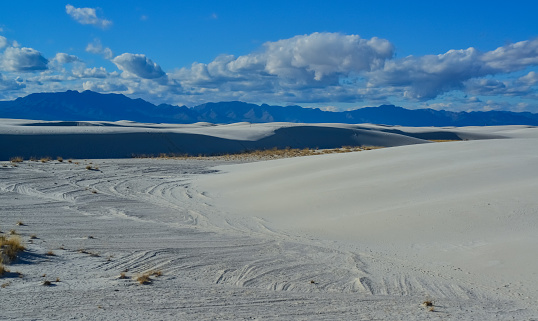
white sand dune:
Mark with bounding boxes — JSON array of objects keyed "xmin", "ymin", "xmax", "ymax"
[
  {"xmin": 0, "ymin": 118, "xmax": 506, "ymax": 160},
  {"xmin": 1, "ymin": 120, "xmax": 537, "ymax": 320}
]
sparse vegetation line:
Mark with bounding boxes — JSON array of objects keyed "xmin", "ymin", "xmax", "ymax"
[{"xmin": 132, "ymin": 146, "xmax": 383, "ymax": 161}]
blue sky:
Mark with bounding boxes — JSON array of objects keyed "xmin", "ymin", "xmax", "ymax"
[{"xmin": 1, "ymin": 1, "xmax": 537, "ymax": 112}]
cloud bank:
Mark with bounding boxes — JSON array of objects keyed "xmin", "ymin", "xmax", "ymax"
[{"xmin": 1, "ymin": 32, "xmax": 538, "ymax": 112}]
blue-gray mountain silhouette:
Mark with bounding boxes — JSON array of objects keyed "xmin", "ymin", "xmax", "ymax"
[{"xmin": 1, "ymin": 90, "xmax": 537, "ymax": 126}]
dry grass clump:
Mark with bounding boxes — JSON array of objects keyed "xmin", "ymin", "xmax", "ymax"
[
  {"xmin": 118, "ymin": 272, "xmax": 128, "ymax": 279},
  {"xmin": 40, "ymin": 157, "xmax": 51, "ymax": 163},
  {"xmin": 136, "ymin": 273, "xmax": 152, "ymax": 285},
  {"xmin": 42, "ymin": 280, "xmax": 52, "ymax": 286},
  {"xmin": 135, "ymin": 270, "xmax": 163, "ymax": 284},
  {"xmin": 0, "ymin": 234, "xmax": 26, "ymax": 264},
  {"xmin": 422, "ymin": 300, "xmax": 435, "ymax": 311},
  {"xmin": 10, "ymin": 156, "xmax": 23, "ymax": 163},
  {"xmin": 46, "ymin": 250, "xmax": 55, "ymax": 256},
  {"xmin": 16, "ymin": 221, "xmax": 24, "ymax": 226},
  {"xmin": 57, "ymin": 156, "xmax": 63, "ymax": 162}
]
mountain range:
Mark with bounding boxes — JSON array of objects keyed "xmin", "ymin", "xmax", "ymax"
[{"xmin": 1, "ymin": 90, "xmax": 537, "ymax": 126}]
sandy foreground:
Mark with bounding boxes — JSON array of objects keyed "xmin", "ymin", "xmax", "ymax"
[{"xmin": 1, "ymin": 120, "xmax": 538, "ymax": 320}]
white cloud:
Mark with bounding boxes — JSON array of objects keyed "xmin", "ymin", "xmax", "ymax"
[
  {"xmin": 52, "ymin": 53, "xmax": 80, "ymax": 64},
  {"xmin": 518, "ymin": 71, "xmax": 538, "ymax": 86},
  {"xmin": 1, "ymin": 47, "xmax": 48, "ymax": 72},
  {"xmin": 83, "ymin": 80, "xmax": 127, "ymax": 92},
  {"xmin": 367, "ymin": 38, "xmax": 538, "ymax": 100},
  {"xmin": 112, "ymin": 53, "xmax": 165, "ymax": 79},
  {"xmin": 0, "ymin": 36, "xmax": 7, "ymax": 50},
  {"xmin": 170, "ymin": 32, "xmax": 394, "ymax": 102},
  {"xmin": 73, "ymin": 67, "xmax": 110, "ymax": 78},
  {"xmin": 85, "ymin": 39, "xmax": 114, "ymax": 59},
  {"xmin": 262, "ymin": 33, "xmax": 393, "ymax": 82},
  {"xmin": 0, "ymin": 73, "xmax": 25, "ymax": 91},
  {"xmin": 65, "ymin": 4, "xmax": 112, "ymax": 29}
]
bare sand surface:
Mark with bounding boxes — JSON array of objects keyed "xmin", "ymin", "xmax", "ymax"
[{"xmin": 1, "ymin": 121, "xmax": 537, "ymax": 320}]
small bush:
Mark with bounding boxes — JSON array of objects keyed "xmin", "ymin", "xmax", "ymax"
[
  {"xmin": 0, "ymin": 235, "xmax": 26, "ymax": 263},
  {"xmin": 136, "ymin": 273, "xmax": 152, "ymax": 285},
  {"xmin": 57, "ymin": 156, "xmax": 63, "ymax": 162},
  {"xmin": 46, "ymin": 250, "xmax": 55, "ymax": 256},
  {"xmin": 118, "ymin": 272, "xmax": 128, "ymax": 279},
  {"xmin": 86, "ymin": 165, "xmax": 93, "ymax": 170},
  {"xmin": 423, "ymin": 300, "xmax": 433, "ymax": 307},
  {"xmin": 16, "ymin": 221, "xmax": 24, "ymax": 226},
  {"xmin": 40, "ymin": 157, "xmax": 51, "ymax": 163},
  {"xmin": 42, "ymin": 280, "xmax": 52, "ymax": 286},
  {"xmin": 10, "ymin": 156, "xmax": 23, "ymax": 163}
]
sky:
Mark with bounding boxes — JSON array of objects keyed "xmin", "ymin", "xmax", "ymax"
[{"xmin": 1, "ymin": 1, "xmax": 537, "ymax": 112}]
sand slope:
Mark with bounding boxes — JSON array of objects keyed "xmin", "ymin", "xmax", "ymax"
[
  {"xmin": 196, "ymin": 125, "xmax": 538, "ymax": 307},
  {"xmin": 1, "ymin": 121, "xmax": 537, "ymax": 320}
]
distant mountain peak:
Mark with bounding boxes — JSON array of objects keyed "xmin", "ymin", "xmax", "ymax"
[{"xmin": 1, "ymin": 91, "xmax": 537, "ymax": 126}]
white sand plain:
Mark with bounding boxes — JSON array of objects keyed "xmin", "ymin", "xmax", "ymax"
[{"xmin": 1, "ymin": 119, "xmax": 537, "ymax": 320}]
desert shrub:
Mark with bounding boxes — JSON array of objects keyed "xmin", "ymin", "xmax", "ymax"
[
  {"xmin": 57, "ymin": 156, "xmax": 63, "ymax": 162},
  {"xmin": 136, "ymin": 273, "xmax": 152, "ymax": 285},
  {"xmin": 0, "ymin": 234, "xmax": 26, "ymax": 263}
]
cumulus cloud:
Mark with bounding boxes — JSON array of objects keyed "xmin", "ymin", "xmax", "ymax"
[
  {"xmin": 175, "ymin": 32, "xmax": 393, "ymax": 90},
  {"xmin": 83, "ymin": 80, "xmax": 127, "ymax": 92},
  {"xmin": 112, "ymin": 53, "xmax": 165, "ymax": 79},
  {"xmin": 0, "ymin": 73, "xmax": 25, "ymax": 91},
  {"xmin": 518, "ymin": 71, "xmax": 538, "ymax": 86},
  {"xmin": 0, "ymin": 36, "xmax": 7, "ymax": 50},
  {"xmin": 263, "ymin": 33, "xmax": 393, "ymax": 82},
  {"xmin": 72, "ymin": 67, "xmax": 110, "ymax": 78},
  {"xmin": 85, "ymin": 39, "xmax": 114, "ymax": 59},
  {"xmin": 1, "ymin": 47, "xmax": 48, "ymax": 72},
  {"xmin": 65, "ymin": 4, "xmax": 112, "ymax": 29},
  {"xmin": 367, "ymin": 38, "xmax": 538, "ymax": 100},
  {"xmin": 52, "ymin": 53, "xmax": 80, "ymax": 64}
]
